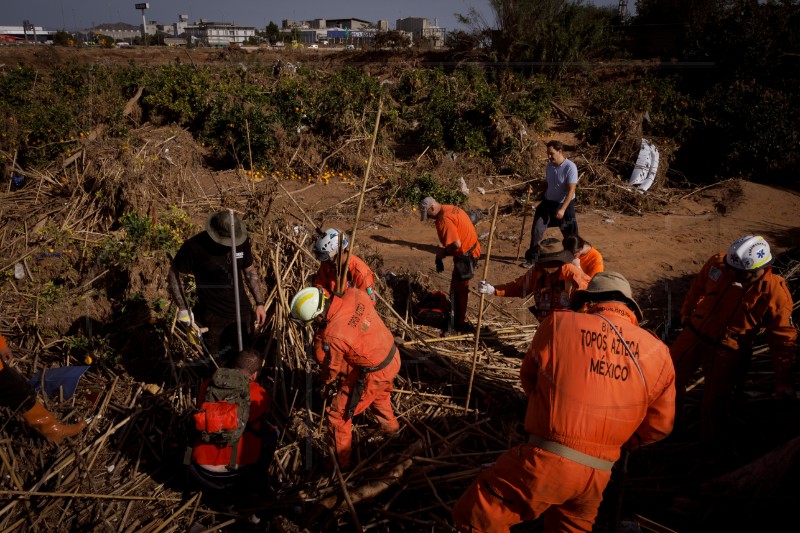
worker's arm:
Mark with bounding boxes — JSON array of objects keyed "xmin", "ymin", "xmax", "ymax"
[
  {"xmin": 764, "ymin": 281, "xmax": 798, "ymax": 393},
  {"xmin": 495, "ymin": 269, "xmax": 538, "ymax": 298},
  {"xmin": 680, "ymin": 256, "xmax": 715, "ymax": 324},
  {"xmin": 626, "ymin": 350, "xmax": 676, "ymax": 448},
  {"xmin": 437, "ymin": 240, "xmax": 462, "ymax": 260},
  {"xmin": 167, "ymin": 264, "xmax": 188, "ymax": 311},
  {"xmin": 243, "ymin": 265, "xmax": 267, "ymax": 327},
  {"xmin": 520, "ymin": 326, "xmax": 549, "ymax": 396},
  {"xmin": 556, "ymin": 183, "xmax": 577, "ymax": 219}
]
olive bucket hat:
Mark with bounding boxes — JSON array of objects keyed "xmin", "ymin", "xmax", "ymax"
[
  {"xmin": 534, "ymin": 237, "xmax": 575, "ymax": 265},
  {"xmin": 569, "ymin": 271, "xmax": 643, "ymax": 320},
  {"xmin": 206, "ymin": 211, "xmax": 247, "ymax": 247}
]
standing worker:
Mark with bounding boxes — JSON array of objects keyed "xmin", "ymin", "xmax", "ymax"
[
  {"xmin": 453, "ymin": 272, "xmax": 676, "ymax": 532},
  {"xmin": 0, "ymin": 334, "xmax": 86, "ymax": 443},
  {"xmin": 290, "ymin": 287, "xmax": 400, "ymax": 471},
  {"xmin": 478, "ymin": 238, "xmax": 590, "ymax": 322},
  {"xmin": 419, "ymin": 196, "xmax": 481, "ymax": 332},
  {"xmin": 313, "ymin": 228, "xmax": 376, "ymax": 305},
  {"xmin": 523, "ymin": 140, "xmax": 579, "ymax": 267},
  {"xmin": 168, "ymin": 211, "xmax": 267, "ymax": 363},
  {"xmin": 563, "ymin": 234, "xmax": 604, "ymax": 278},
  {"xmin": 670, "ymin": 235, "xmax": 796, "ymax": 446}
]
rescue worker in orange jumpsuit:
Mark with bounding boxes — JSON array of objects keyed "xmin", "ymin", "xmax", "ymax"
[
  {"xmin": 452, "ymin": 272, "xmax": 675, "ymax": 532},
  {"xmin": 419, "ymin": 196, "xmax": 481, "ymax": 331},
  {"xmin": 670, "ymin": 235, "xmax": 796, "ymax": 445},
  {"xmin": 563, "ymin": 234, "xmax": 604, "ymax": 279},
  {"xmin": 290, "ymin": 286, "xmax": 401, "ymax": 470},
  {"xmin": 312, "ymin": 228, "xmax": 376, "ymax": 306},
  {"xmin": 0, "ymin": 334, "xmax": 86, "ymax": 443},
  {"xmin": 187, "ymin": 349, "xmax": 277, "ymax": 500},
  {"xmin": 478, "ymin": 238, "xmax": 590, "ymax": 322}
]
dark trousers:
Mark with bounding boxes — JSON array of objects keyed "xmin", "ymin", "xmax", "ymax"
[
  {"xmin": 195, "ymin": 307, "xmax": 253, "ymax": 365},
  {"xmin": 525, "ymin": 199, "xmax": 578, "ymax": 262},
  {"xmin": 0, "ymin": 365, "xmax": 37, "ymax": 413}
]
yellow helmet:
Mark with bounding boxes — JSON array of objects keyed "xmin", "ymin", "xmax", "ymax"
[{"xmin": 290, "ymin": 287, "xmax": 328, "ymax": 323}]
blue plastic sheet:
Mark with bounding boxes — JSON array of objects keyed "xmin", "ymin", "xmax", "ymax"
[{"xmin": 29, "ymin": 366, "xmax": 90, "ymax": 401}]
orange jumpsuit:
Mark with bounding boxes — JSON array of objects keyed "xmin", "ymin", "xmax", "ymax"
[
  {"xmin": 670, "ymin": 253, "xmax": 796, "ymax": 442},
  {"xmin": 494, "ymin": 264, "xmax": 590, "ymax": 321},
  {"xmin": 453, "ymin": 303, "xmax": 675, "ymax": 532},
  {"xmin": 577, "ymin": 247, "xmax": 604, "ymax": 278},
  {"xmin": 314, "ymin": 253, "xmax": 376, "ymax": 305},
  {"xmin": 315, "ymin": 288, "xmax": 400, "ymax": 469},
  {"xmin": 436, "ymin": 205, "xmax": 481, "ymax": 327}
]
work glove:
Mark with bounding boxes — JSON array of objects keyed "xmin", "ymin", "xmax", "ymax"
[
  {"xmin": 477, "ymin": 280, "xmax": 495, "ymax": 296},
  {"xmin": 435, "ymin": 257, "xmax": 445, "ymax": 273}
]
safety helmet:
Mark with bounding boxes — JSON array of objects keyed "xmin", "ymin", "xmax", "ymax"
[
  {"xmin": 290, "ymin": 287, "xmax": 328, "ymax": 323},
  {"xmin": 314, "ymin": 228, "xmax": 349, "ymax": 262},
  {"xmin": 725, "ymin": 235, "xmax": 773, "ymax": 271}
]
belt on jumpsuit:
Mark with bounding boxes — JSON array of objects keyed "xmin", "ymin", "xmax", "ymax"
[
  {"xmin": 344, "ymin": 344, "xmax": 398, "ymax": 420},
  {"xmin": 527, "ymin": 434, "xmax": 615, "ymax": 471}
]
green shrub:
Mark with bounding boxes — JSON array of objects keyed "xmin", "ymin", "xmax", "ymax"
[{"xmin": 394, "ymin": 172, "xmax": 467, "ymax": 206}]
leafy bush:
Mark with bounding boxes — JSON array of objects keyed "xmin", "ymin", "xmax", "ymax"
[
  {"xmin": 395, "ymin": 172, "xmax": 467, "ymax": 207},
  {"xmin": 97, "ymin": 208, "xmax": 194, "ymax": 267}
]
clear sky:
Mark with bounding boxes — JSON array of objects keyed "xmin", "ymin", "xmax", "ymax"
[{"xmin": 2, "ymin": 0, "xmax": 620, "ymax": 32}]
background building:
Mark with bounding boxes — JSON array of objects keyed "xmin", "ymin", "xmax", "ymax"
[
  {"xmin": 396, "ymin": 17, "xmax": 446, "ymax": 48},
  {"xmin": 184, "ymin": 20, "xmax": 256, "ymax": 46}
]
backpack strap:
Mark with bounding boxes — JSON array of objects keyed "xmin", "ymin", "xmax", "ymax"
[{"xmin": 228, "ymin": 441, "xmax": 239, "ymax": 470}]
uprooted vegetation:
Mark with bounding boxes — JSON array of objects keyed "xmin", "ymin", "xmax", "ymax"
[{"xmin": 1, "ymin": 53, "xmax": 799, "ymax": 532}]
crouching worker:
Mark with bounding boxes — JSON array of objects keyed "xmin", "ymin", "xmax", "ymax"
[
  {"xmin": 186, "ymin": 349, "xmax": 277, "ymax": 503},
  {"xmin": 453, "ymin": 272, "xmax": 675, "ymax": 532},
  {"xmin": 290, "ymin": 286, "xmax": 401, "ymax": 471},
  {"xmin": 0, "ymin": 334, "xmax": 86, "ymax": 444}
]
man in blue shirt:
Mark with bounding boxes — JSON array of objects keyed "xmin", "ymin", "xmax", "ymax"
[{"xmin": 524, "ymin": 140, "xmax": 579, "ymax": 267}]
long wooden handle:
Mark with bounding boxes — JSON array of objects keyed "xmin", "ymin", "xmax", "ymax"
[
  {"xmin": 338, "ymin": 94, "xmax": 384, "ymax": 292},
  {"xmin": 465, "ymin": 203, "xmax": 500, "ymax": 412}
]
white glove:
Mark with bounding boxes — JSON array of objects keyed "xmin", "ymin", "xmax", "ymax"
[
  {"xmin": 177, "ymin": 309, "xmax": 194, "ymax": 325},
  {"xmin": 477, "ymin": 280, "xmax": 495, "ymax": 296}
]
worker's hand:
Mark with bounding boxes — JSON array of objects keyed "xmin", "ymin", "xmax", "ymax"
[
  {"xmin": 254, "ymin": 305, "xmax": 267, "ymax": 327},
  {"xmin": 477, "ymin": 280, "xmax": 495, "ymax": 296},
  {"xmin": 177, "ymin": 309, "xmax": 194, "ymax": 326},
  {"xmin": 435, "ymin": 257, "xmax": 445, "ymax": 273},
  {"xmin": 321, "ymin": 380, "xmax": 339, "ymax": 401},
  {"xmin": 0, "ymin": 346, "xmax": 13, "ymax": 365},
  {"xmin": 555, "ymin": 208, "xmax": 566, "ymax": 220}
]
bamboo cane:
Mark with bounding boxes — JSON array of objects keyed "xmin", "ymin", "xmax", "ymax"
[
  {"xmin": 337, "ymin": 94, "xmax": 384, "ymax": 293},
  {"xmin": 516, "ymin": 185, "xmax": 533, "ymax": 261},
  {"xmin": 465, "ymin": 203, "xmax": 499, "ymax": 412}
]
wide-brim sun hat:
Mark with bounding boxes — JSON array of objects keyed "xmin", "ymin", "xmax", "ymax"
[
  {"xmin": 535, "ymin": 237, "xmax": 575, "ymax": 265},
  {"xmin": 206, "ymin": 211, "xmax": 247, "ymax": 247},
  {"xmin": 569, "ymin": 271, "xmax": 643, "ymax": 320}
]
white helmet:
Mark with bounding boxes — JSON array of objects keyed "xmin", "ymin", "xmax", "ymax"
[
  {"xmin": 290, "ymin": 287, "xmax": 329, "ymax": 323},
  {"xmin": 314, "ymin": 228, "xmax": 349, "ymax": 262},
  {"xmin": 725, "ymin": 235, "xmax": 773, "ymax": 271}
]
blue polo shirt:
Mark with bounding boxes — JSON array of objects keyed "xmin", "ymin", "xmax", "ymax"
[{"xmin": 544, "ymin": 158, "xmax": 578, "ymax": 203}]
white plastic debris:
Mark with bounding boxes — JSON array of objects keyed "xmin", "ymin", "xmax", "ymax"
[
  {"xmin": 476, "ymin": 187, "xmax": 486, "ymax": 195},
  {"xmin": 459, "ymin": 177, "xmax": 469, "ymax": 195}
]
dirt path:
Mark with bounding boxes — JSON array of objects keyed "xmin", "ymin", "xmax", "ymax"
[{"xmin": 284, "ymin": 177, "xmax": 800, "ymax": 329}]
